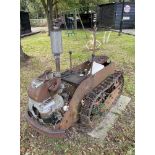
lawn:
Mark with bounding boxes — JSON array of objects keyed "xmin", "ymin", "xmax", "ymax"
[{"xmin": 21, "ymin": 30, "xmax": 135, "ymax": 155}]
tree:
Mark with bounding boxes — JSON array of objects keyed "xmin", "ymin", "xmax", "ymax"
[
  {"xmin": 21, "ymin": 0, "xmax": 45, "ymax": 18},
  {"xmin": 20, "ymin": 44, "xmax": 29, "ymax": 61},
  {"xmin": 28, "ymin": 0, "xmax": 45, "ymax": 19},
  {"xmin": 20, "ymin": 26, "xmax": 29, "ymax": 61},
  {"xmin": 20, "ymin": 0, "xmax": 29, "ymax": 11},
  {"xmin": 20, "ymin": 0, "xmax": 114, "ymax": 35},
  {"xmin": 41, "ymin": 0, "xmax": 59, "ymax": 35}
]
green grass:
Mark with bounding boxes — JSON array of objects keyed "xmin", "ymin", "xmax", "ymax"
[{"xmin": 21, "ymin": 30, "xmax": 135, "ymax": 155}]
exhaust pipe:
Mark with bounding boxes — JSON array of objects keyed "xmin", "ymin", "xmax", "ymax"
[{"xmin": 50, "ymin": 26, "xmax": 63, "ymax": 77}]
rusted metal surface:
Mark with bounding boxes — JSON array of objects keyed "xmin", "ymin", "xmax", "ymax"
[
  {"xmin": 28, "ymin": 71, "xmax": 61, "ymax": 102},
  {"xmin": 80, "ymin": 71, "xmax": 124, "ymax": 126},
  {"xmin": 25, "ymin": 112, "xmax": 66, "ymax": 138},
  {"xmin": 71, "ymin": 61, "xmax": 91, "ymax": 72},
  {"xmin": 59, "ymin": 62, "xmax": 116, "ymax": 129},
  {"xmin": 62, "ymin": 72, "xmax": 87, "ymax": 85},
  {"xmin": 61, "ymin": 55, "xmax": 109, "ymax": 85},
  {"xmin": 61, "ymin": 61, "xmax": 91, "ymax": 86},
  {"xmin": 104, "ymin": 84, "xmax": 122, "ymax": 109},
  {"xmin": 26, "ymin": 55, "xmax": 124, "ymax": 138}
]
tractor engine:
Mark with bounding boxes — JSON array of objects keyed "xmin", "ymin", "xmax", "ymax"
[
  {"xmin": 27, "ymin": 21, "xmax": 67, "ymax": 126},
  {"xmin": 27, "ymin": 71, "xmax": 66, "ymax": 125}
]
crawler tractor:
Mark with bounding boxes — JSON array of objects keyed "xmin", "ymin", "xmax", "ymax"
[{"xmin": 25, "ymin": 18, "xmax": 124, "ymax": 138}]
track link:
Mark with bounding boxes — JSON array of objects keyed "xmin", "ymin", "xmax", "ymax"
[{"xmin": 80, "ymin": 71, "xmax": 124, "ymax": 127}]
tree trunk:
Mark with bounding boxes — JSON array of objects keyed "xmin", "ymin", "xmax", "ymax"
[
  {"xmin": 54, "ymin": 2, "xmax": 58, "ymax": 18},
  {"xmin": 49, "ymin": 0, "xmax": 54, "ymax": 31},
  {"xmin": 20, "ymin": 44, "xmax": 29, "ymax": 61},
  {"xmin": 47, "ymin": 10, "xmax": 51, "ymax": 36},
  {"xmin": 41, "ymin": 0, "xmax": 55, "ymax": 36},
  {"xmin": 41, "ymin": 0, "xmax": 50, "ymax": 36}
]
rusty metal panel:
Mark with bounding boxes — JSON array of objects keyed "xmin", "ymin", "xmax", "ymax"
[
  {"xmin": 62, "ymin": 72, "xmax": 87, "ymax": 85},
  {"xmin": 25, "ymin": 113, "xmax": 66, "ymax": 138},
  {"xmin": 59, "ymin": 62, "xmax": 116, "ymax": 129}
]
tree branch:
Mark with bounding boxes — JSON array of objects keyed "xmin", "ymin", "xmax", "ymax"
[
  {"xmin": 52, "ymin": 0, "xmax": 58, "ymax": 6},
  {"xmin": 41, "ymin": 0, "xmax": 48, "ymax": 14}
]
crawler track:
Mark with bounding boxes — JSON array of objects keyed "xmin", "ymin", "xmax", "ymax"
[{"xmin": 80, "ymin": 71, "xmax": 124, "ymax": 127}]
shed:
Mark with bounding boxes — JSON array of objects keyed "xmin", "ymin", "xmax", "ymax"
[
  {"xmin": 65, "ymin": 12, "xmax": 95, "ymax": 29},
  {"xmin": 77, "ymin": 13, "xmax": 95, "ymax": 28},
  {"xmin": 97, "ymin": 2, "xmax": 135, "ymax": 29},
  {"xmin": 20, "ymin": 11, "xmax": 31, "ymax": 35}
]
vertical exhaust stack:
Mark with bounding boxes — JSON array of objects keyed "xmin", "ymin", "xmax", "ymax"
[{"xmin": 50, "ymin": 21, "xmax": 63, "ymax": 77}]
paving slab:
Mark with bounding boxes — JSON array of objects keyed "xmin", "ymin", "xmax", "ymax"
[{"xmin": 88, "ymin": 95, "xmax": 131, "ymax": 139}]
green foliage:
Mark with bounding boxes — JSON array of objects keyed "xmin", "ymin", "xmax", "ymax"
[
  {"xmin": 58, "ymin": 0, "xmax": 110, "ymax": 12},
  {"xmin": 20, "ymin": 0, "xmax": 45, "ymax": 18},
  {"xmin": 20, "ymin": 0, "xmax": 29, "ymax": 11},
  {"xmin": 28, "ymin": 0, "xmax": 45, "ymax": 19},
  {"xmin": 20, "ymin": 0, "xmax": 135, "ymax": 19},
  {"xmin": 20, "ymin": 0, "xmax": 111, "ymax": 19}
]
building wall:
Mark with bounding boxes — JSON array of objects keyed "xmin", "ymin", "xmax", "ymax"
[
  {"xmin": 20, "ymin": 11, "xmax": 31, "ymax": 35},
  {"xmin": 115, "ymin": 2, "xmax": 135, "ymax": 29},
  {"xmin": 97, "ymin": 2, "xmax": 135, "ymax": 29},
  {"xmin": 97, "ymin": 3, "xmax": 115, "ymax": 28}
]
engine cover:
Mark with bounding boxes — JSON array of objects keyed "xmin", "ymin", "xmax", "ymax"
[
  {"xmin": 28, "ymin": 94, "xmax": 64, "ymax": 124},
  {"xmin": 28, "ymin": 70, "xmax": 61, "ymax": 103}
]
